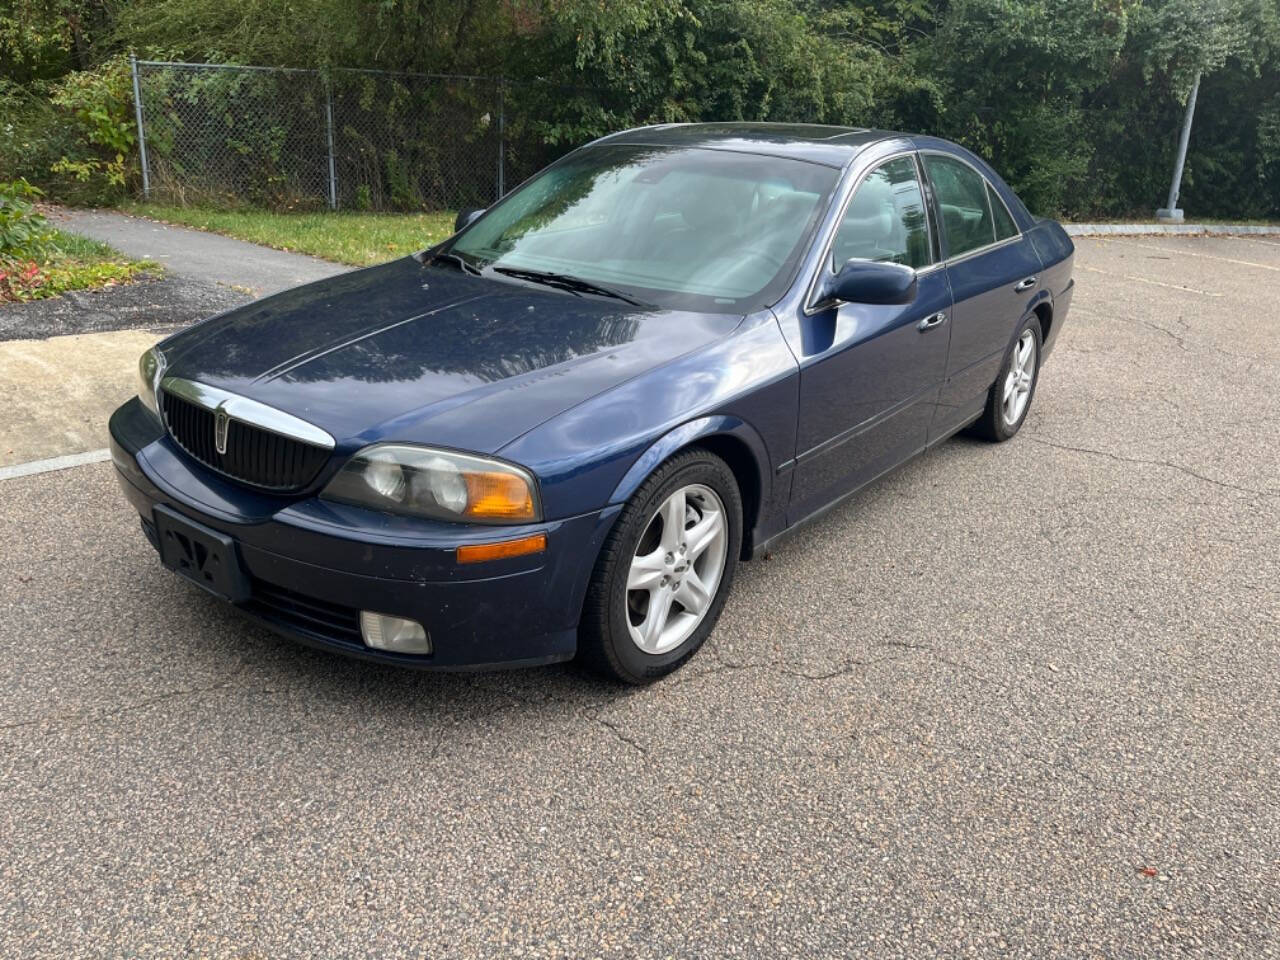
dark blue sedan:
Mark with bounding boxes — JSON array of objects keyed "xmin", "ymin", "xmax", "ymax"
[{"xmin": 110, "ymin": 123, "xmax": 1075, "ymax": 683}]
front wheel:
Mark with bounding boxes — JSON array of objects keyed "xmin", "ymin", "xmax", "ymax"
[
  {"xmin": 972, "ymin": 317, "xmax": 1042, "ymax": 442},
  {"xmin": 579, "ymin": 448, "xmax": 742, "ymax": 684}
]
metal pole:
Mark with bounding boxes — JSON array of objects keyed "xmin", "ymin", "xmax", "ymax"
[
  {"xmin": 496, "ymin": 79, "xmax": 505, "ymax": 200},
  {"xmin": 1157, "ymin": 71, "xmax": 1201, "ymax": 223},
  {"xmin": 324, "ymin": 82, "xmax": 338, "ymax": 211},
  {"xmin": 130, "ymin": 54, "xmax": 151, "ymax": 199}
]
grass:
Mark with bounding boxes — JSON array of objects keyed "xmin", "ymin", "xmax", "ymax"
[
  {"xmin": 123, "ymin": 204, "xmax": 458, "ymax": 267},
  {"xmin": 0, "ymin": 229, "xmax": 158, "ymax": 303}
]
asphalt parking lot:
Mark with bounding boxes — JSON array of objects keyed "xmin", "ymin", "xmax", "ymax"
[{"xmin": 2, "ymin": 234, "xmax": 1278, "ymax": 957}]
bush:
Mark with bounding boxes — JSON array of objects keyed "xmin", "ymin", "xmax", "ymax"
[
  {"xmin": 47, "ymin": 55, "xmax": 137, "ymax": 203},
  {"xmin": 0, "ymin": 177, "xmax": 54, "ymax": 260},
  {"xmin": 0, "ymin": 178, "xmax": 150, "ymax": 302},
  {"xmin": 0, "ymin": 176, "xmax": 56, "ymax": 301},
  {"xmin": 0, "ymin": 59, "xmax": 137, "ymax": 207},
  {"xmin": 0, "ymin": 80, "xmax": 72, "ymax": 193}
]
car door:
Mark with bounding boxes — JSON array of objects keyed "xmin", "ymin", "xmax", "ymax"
[
  {"xmin": 788, "ymin": 152, "xmax": 952, "ymax": 525},
  {"xmin": 920, "ymin": 151, "xmax": 1044, "ymax": 439}
]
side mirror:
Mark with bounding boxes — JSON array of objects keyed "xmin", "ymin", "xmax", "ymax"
[
  {"xmin": 454, "ymin": 207, "xmax": 486, "ymax": 232},
  {"xmin": 822, "ymin": 259, "xmax": 917, "ymax": 306}
]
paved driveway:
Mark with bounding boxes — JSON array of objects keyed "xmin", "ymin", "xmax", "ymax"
[
  {"xmin": 1, "ymin": 236, "xmax": 1277, "ymax": 957},
  {"xmin": 51, "ymin": 208, "xmax": 346, "ymax": 295}
]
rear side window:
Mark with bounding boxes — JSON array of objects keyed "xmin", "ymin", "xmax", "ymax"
[
  {"xmin": 988, "ymin": 182, "xmax": 1019, "ymax": 240},
  {"xmin": 923, "ymin": 154, "xmax": 995, "ymax": 257},
  {"xmin": 832, "ymin": 155, "xmax": 931, "ymax": 270}
]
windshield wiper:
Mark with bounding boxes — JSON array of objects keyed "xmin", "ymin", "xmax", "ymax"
[
  {"xmin": 431, "ymin": 251, "xmax": 482, "ymax": 276},
  {"xmin": 491, "ymin": 266, "xmax": 648, "ymax": 306}
]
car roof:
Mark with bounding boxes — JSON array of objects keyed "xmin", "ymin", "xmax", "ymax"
[{"xmin": 592, "ymin": 122, "xmax": 903, "ymax": 167}]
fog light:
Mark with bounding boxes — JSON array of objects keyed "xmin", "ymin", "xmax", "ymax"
[{"xmin": 360, "ymin": 611, "xmax": 431, "ymax": 655}]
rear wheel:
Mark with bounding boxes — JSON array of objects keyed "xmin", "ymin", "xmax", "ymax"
[
  {"xmin": 579, "ymin": 448, "xmax": 742, "ymax": 684},
  {"xmin": 972, "ymin": 317, "xmax": 1042, "ymax": 442}
]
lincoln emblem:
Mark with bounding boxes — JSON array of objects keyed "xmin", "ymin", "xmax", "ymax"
[{"xmin": 214, "ymin": 407, "xmax": 230, "ymax": 456}]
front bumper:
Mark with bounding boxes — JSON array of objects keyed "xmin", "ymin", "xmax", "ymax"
[{"xmin": 109, "ymin": 398, "xmax": 619, "ymax": 670}]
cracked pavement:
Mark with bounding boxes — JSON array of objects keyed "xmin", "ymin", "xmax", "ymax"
[{"xmin": 1, "ymin": 236, "xmax": 1278, "ymax": 957}]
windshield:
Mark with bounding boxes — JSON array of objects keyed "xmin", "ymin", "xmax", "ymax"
[{"xmin": 445, "ymin": 144, "xmax": 839, "ymax": 313}]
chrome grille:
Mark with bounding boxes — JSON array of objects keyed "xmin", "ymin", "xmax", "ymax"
[{"xmin": 161, "ymin": 390, "xmax": 331, "ymax": 492}]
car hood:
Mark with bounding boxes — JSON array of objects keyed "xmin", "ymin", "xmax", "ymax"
[{"xmin": 159, "ymin": 256, "xmax": 741, "ymax": 455}]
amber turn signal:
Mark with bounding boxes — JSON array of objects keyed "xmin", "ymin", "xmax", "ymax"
[
  {"xmin": 464, "ymin": 470, "xmax": 537, "ymax": 521},
  {"xmin": 456, "ymin": 533, "xmax": 547, "ymax": 564}
]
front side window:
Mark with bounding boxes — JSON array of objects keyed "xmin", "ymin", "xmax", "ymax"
[
  {"xmin": 923, "ymin": 154, "xmax": 997, "ymax": 257},
  {"xmin": 831, "ymin": 155, "xmax": 931, "ymax": 270},
  {"xmin": 446, "ymin": 144, "xmax": 839, "ymax": 312}
]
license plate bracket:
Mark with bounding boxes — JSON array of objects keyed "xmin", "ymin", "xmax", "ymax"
[{"xmin": 153, "ymin": 504, "xmax": 250, "ymax": 603}]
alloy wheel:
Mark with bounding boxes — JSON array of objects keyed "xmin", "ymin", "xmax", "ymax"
[
  {"xmin": 625, "ymin": 483, "xmax": 728, "ymax": 655},
  {"xmin": 1002, "ymin": 329, "xmax": 1037, "ymax": 426}
]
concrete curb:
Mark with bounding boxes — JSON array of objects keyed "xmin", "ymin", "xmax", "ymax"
[{"xmin": 1065, "ymin": 223, "xmax": 1280, "ymax": 237}]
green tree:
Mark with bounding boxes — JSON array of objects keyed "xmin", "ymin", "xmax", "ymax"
[{"xmin": 1, "ymin": 0, "xmax": 1276, "ymax": 217}]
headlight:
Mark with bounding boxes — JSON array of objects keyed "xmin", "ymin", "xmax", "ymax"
[
  {"xmin": 137, "ymin": 346, "xmax": 165, "ymax": 415},
  {"xmin": 321, "ymin": 445, "xmax": 541, "ymax": 524}
]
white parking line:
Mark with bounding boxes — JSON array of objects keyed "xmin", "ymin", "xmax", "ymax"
[
  {"xmin": 1218, "ymin": 234, "xmax": 1280, "ymax": 248},
  {"xmin": 1075, "ymin": 264, "xmax": 1222, "ymax": 297},
  {"xmin": 1102, "ymin": 237, "xmax": 1280, "ymax": 272},
  {"xmin": 0, "ymin": 448, "xmax": 111, "ymax": 481}
]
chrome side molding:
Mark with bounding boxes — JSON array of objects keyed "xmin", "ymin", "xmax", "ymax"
[{"xmin": 159, "ymin": 376, "xmax": 336, "ymax": 450}]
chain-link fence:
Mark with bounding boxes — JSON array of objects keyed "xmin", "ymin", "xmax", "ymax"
[{"xmin": 131, "ymin": 58, "xmax": 518, "ymax": 211}]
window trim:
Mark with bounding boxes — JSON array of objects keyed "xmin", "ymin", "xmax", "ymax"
[
  {"xmin": 804, "ymin": 149, "xmax": 938, "ymax": 315},
  {"xmin": 920, "ymin": 161, "xmax": 944, "ymax": 265},
  {"xmin": 918, "ymin": 149, "xmax": 1022, "ymax": 265}
]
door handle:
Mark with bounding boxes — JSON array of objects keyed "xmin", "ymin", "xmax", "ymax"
[
  {"xmin": 917, "ymin": 311, "xmax": 947, "ymax": 332},
  {"xmin": 1014, "ymin": 276, "xmax": 1037, "ymax": 292}
]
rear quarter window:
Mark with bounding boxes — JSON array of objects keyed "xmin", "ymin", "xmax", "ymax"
[
  {"xmin": 988, "ymin": 183, "xmax": 1019, "ymax": 241},
  {"xmin": 923, "ymin": 154, "xmax": 995, "ymax": 257}
]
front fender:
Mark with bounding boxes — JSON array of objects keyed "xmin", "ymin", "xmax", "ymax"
[{"xmin": 607, "ymin": 415, "xmax": 771, "ymax": 509}]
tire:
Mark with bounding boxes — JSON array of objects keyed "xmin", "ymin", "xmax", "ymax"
[
  {"xmin": 579, "ymin": 447, "xmax": 743, "ymax": 684},
  {"xmin": 972, "ymin": 315, "xmax": 1043, "ymax": 442}
]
